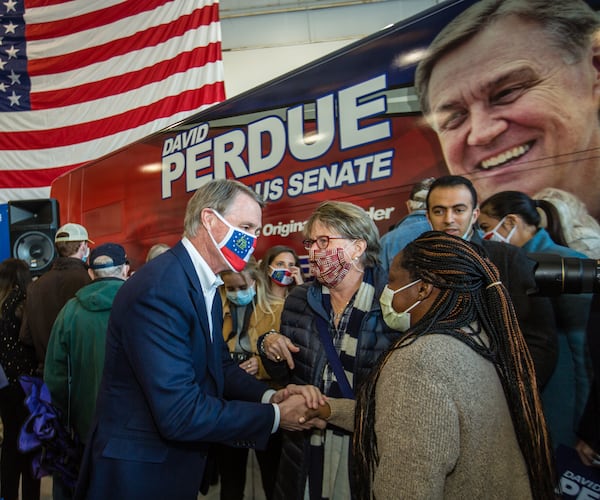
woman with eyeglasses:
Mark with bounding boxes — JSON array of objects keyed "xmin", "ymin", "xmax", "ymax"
[
  {"xmin": 258, "ymin": 201, "xmax": 399, "ymax": 500},
  {"xmin": 478, "ymin": 190, "xmax": 593, "ymax": 453}
]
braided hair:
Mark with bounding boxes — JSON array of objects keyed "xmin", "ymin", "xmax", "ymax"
[{"xmin": 353, "ymin": 231, "xmax": 556, "ymax": 500}]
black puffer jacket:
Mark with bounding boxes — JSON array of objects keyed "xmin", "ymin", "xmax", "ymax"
[{"xmin": 263, "ymin": 266, "xmax": 400, "ymax": 500}]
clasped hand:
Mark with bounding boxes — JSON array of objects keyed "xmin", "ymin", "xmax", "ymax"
[{"xmin": 272, "ymin": 384, "xmax": 328, "ymax": 431}]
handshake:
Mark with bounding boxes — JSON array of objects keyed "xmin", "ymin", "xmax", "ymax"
[{"xmin": 271, "ymin": 384, "xmax": 331, "ymax": 431}]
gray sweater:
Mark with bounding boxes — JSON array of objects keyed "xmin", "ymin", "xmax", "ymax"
[{"xmin": 373, "ymin": 334, "xmax": 533, "ymax": 499}]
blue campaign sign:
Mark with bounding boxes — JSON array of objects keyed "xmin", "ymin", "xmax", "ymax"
[
  {"xmin": 557, "ymin": 445, "xmax": 600, "ymax": 498},
  {"xmin": 0, "ymin": 204, "xmax": 10, "ymax": 262}
]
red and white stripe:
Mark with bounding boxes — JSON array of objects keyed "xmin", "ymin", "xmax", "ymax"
[{"xmin": 0, "ymin": 0, "xmax": 225, "ymax": 202}]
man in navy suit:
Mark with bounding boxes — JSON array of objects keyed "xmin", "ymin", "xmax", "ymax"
[{"xmin": 75, "ymin": 180, "xmax": 325, "ymax": 499}]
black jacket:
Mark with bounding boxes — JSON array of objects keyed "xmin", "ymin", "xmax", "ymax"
[
  {"xmin": 472, "ymin": 232, "xmax": 558, "ymax": 387},
  {"xmin": 577, "ymin": 294, "xmax": 600, "ymax": 451},
  {"xmin": 262, "ymin": 265, "xmax": 400, "ymax": 500}
]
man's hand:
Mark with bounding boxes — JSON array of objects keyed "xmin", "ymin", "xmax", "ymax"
[
  {"xmin": 278, "ymin": 394, "xmax": 327, "ymax": 431},
  {"xmin": 271, "ymin": 384, "xmax": 327, "ymax": 409},
  {"xmin": 576, "ymin": 439, "xmax": 600, "ymax": 467},
  {"xmin": 263, "ymin": 332, "xmax": 299, "ymax": 369}
]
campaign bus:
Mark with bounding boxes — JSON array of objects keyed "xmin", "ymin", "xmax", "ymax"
[{"xmin": 50, "ymin": 0, "xmax": 600, "ymax": 269}]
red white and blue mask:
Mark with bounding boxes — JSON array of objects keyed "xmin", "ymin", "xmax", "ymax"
[
  {"xmin": 269, "ymin": 266, "xmax": 294, "ymax": 286},
  {"xmin": 209, "ymin": 210, "xmax": 257, "ymax": 272}
]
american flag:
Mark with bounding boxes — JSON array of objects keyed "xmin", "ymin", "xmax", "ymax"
[{"xmin": 0, "ymin": 0, "xmax": 225, "ymax": 203}]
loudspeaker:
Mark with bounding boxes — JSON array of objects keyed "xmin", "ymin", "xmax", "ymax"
[{"xmin": 9, "ymin": 199, "xmax": 60, "ymax": 276}]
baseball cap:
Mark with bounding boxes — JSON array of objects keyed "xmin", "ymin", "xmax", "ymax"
[
  {"xmin": 54, "ymin": 223, "xmax": 94, "ymax": 244},
  {"xmin": 89, "ymin": 243, "xmax": 128, "ymax": 269}
]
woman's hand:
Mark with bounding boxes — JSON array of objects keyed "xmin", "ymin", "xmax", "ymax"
[
  {"xmin": 289, "ymin": 265, "xmax": 304, "ymax": 285},
  {"xmin": 300, "ymin": 402, "xmax": 331, "ymax": 423},
  {"xmin": 239, "ymin": 356, "xmax": 259, "ymax": 376},
  {"xmin": 263, "ymin": 332, "xmax": 299, "ymax": 369}
]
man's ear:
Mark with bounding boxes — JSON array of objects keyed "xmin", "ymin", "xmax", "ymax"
[
  {"xmin": 122, "ymin": 264, "xmax": 130, "ymax": 280},
  {"xmin": 200, "ymin": 208, "xmax": 216, "ymax": 229},
  {"xmin": 87, "ymin": 268, "xmax": 95, "ymax": 280},
  {"xmin": 471, "ymin": 206, "xmax": 480, "ymax": 226}
]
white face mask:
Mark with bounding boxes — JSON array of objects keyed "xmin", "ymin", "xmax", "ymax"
[
  {"xmin": 483, "ymin": 216, "xmax": 516, "ymax": 244},
  {"xmin": 379, "ymin": 279, "xmax": 421, "ymax": 332}
]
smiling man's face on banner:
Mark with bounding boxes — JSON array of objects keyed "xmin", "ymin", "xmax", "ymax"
[{"xmin": 419, "ymin": 2, "xmax": 600, "ymax": 220}]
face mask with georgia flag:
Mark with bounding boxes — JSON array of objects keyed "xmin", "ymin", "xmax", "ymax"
[{"xmin": 208, "ymin": 210, "xmax": 257, "ymax": 272}]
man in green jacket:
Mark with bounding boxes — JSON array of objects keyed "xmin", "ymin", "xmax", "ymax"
[
  {"xmin": 44, "ymin": 242, "xmax": 129, "ymax": 498},
  {"xmin": 45, "ymin": 242, "xmax": 129, "ymax": 443}
]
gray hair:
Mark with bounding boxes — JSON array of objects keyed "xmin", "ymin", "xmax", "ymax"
[
  {"xmin": 183, "ymin": 179, "xmax": 265, "ymax": 239},
  {"xmin": 145, "ymin": 243, "xmax": 170, "ymax": 262},
  {"xmin": 415, "ymin": 0, "xmax": 600, "ymax": 114},
  {"xmin": 303, "ymin": 201, "xmax": 381, "ymax": 267},
  {"xmin": 91, "ymin": 255, "xmax": 127, "ymax": 279},
  {"xmin": 407, "ymin": 177, "xmax": 436, "ymax": 212}
]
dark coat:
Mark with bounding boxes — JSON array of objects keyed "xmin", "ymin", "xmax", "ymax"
[
  {"xmin": 472, "ymin": 233, "xmax": 558, "ymax": 387},
  {"xmin": 264, "ymin": 265, "xmax": 400, "ymax": 500},
  {"xmin": 20, "ymin": 257, "xmax": 91, "ymax": 373},
  {"xmin": 75, "ymin": 241, "xmax": 275, "ymax": 500},
  {"xmin": 0, "ymin": 286, "xmax": 36, "ymax": 384},
  {"xmin": 577, "ymin": 294, "xmax": 600, "ymax": 451}
]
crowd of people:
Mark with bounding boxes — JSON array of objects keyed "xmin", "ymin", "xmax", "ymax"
[
  {"xmin": 1, "ymin": 1, "xmax": 600, "ymax": 498},
  {"xmin": 0, "ymin": 172, "xmax": 597, "ymax": 500}
]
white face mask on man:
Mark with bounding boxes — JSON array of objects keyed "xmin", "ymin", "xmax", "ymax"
[{"xmin": 379, "ymin": 279, "xmax": 421, "ymax": 332}]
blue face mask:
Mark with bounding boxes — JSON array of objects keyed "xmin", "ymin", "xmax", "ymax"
[{"xmin": 226, "ymin": 286, "xmax": 256, "ymax": 306}]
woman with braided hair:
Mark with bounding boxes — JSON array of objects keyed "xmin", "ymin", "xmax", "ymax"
[{"xmin": 353, "ymin": 231, "xmax": 556, "ymax": 500}]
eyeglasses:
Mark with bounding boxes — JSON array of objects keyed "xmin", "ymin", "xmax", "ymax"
[{"xmin": 302, "ymin": 236, "xmax": 346, "ymax": 250}]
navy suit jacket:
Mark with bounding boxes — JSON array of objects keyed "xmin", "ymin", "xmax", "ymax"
[{"xmin": 75, "ymin": 242, "xmax": 275, "ymax": 500}]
